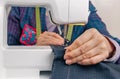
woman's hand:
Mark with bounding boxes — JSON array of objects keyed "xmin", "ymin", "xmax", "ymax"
[
  {"xmin": 64, "ymin": 28, "xmax": 115, "ymax": 65},
  {"xmin": 36, "ymin": 31, "xmax": 64, "ymax": 46}
]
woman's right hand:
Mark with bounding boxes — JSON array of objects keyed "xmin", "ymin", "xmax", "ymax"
[{"xmin": 36, "ymin": 31, "xmax": 64, "ymax": 46}]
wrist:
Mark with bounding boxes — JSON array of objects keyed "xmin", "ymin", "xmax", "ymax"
[{"xmin": 106, "ymin": 37, "xmax": 115, "ymax": 59}]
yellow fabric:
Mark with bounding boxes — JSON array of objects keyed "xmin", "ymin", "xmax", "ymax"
[
  {"xmin": 66, "ymin": 23, "xmax": 85, "ymax": 41},
  {"xmin": 35, "ymin": 7, "xmax": 42, "ymax": 37}
]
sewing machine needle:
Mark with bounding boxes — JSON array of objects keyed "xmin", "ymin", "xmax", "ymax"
[{"xmin": 57, "ymin": 25, "xmax": 62, "ymax": 35}]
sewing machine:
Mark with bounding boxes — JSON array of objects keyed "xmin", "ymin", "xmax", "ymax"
[{"xmin": 0, "ymin": 0, "xmax": 89, "ymax": 79}]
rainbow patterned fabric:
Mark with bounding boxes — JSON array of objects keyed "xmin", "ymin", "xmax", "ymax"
[{"xmin": 20, "ymin": 24, "xmax": 36, "ymax": 45}]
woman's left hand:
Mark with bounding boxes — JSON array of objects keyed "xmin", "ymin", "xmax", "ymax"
[{"xmin": 64, "ymin": 28, "xmax": 115, "ymax": 65}]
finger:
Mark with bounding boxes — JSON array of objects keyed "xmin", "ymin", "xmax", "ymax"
[
  {"xmin": 66, "ymin": 46, "xmax": 102, "ymax": 64},
  {"xmin": 65, "ymin": 29, "xmax": 100, "ymax": 59},
  {"xmin": 65, "ymin": 46, "xmax": 72, "ymax": 53},
  {"xmin": 37, "ymin": 34, "xmax": 64, "ymax": 45},
  {"xmin": 44, "ymin": 31, "xmax": 64, "ymax": 40},
  {"xmin": 46, "ymin": 36, "xmax": 64, "ymax": 45},
  {"xmin": 66, "ymin": 28, "xmax": 96, "ymax": 51},
  {"xmin": 38, "ymin": 38, "xmax": 62, "ymax": 45},
  {"xmin": 65, "ymin": 41, "xmax": 90, "ymax": 59},
  {"xmin": 64, "ymin": 45, "xmax": 86, "ymax": 60},
  {"xmin": 45, "ymin": 31, "xmax": 64, "ymax": 44},
  {"xmin": 76, "ymin": 36, "xmax": 103, "ymax": 53},
  {"xmin": 36, "ymin": 38, "xmax": 51, "ymax": 46},
  {"xmin": 64, "ymin": 49, "xmax": 72, "ymax": 60},
  {"xmin": 43, "ymin": 32, "xmax": 64, "ymax": 44},
  {"xmin": 41, "ymin": 40, "xmax": 60, "ymax": 45},
  {"xmin": 78, "ymin": 53, "xmax": 107, "ymax": 65}
]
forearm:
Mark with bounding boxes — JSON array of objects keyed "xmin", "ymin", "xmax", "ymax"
[{"xmin": 7, "ymin": 7, "xmax": 21, "ymax": 45}]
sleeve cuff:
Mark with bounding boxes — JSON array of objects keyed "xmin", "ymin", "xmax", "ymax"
[{"xmin": 104, "ymin": 36, "xmax": 120, "ymax": 63}]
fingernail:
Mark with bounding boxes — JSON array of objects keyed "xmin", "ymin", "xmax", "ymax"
[
  {"xmin": 66, "ymin": 60, "xmax": 72, "ymax": 65},
  {"xmin": 65, "ymin": 47, "xmax": 68, "ymax": 49},
  {"xmin": 65, "ymin": 47, "xmax": 69, "ymax": 49},
  {"xmin": 66, "ymin": 49, "xmax": 71, "ymax": 53}
]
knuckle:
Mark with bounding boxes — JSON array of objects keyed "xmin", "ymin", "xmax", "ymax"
[
  {"xmin": 90, "ymin": 28, "xmax": 98, "ymax": 34},
  {"xmin": 47, "ymin": 35, "xmax": 51, "ymax": 39},
  {"xmin": 85, "ymin": 43, "xmax": 90, "ymax": 48},
  {"xmin": 94, "ymin": 35, "xmax": 104, "ymax": 43},
  {"xmin": 83, "ymin": 44, "xmax": 89, "ymax": 51},
  {"xmin": 100, "ymin": 37, "xmax": 104, "ymax": 42},
  {"xmin": 82, "ymin": 55, "xmax": 88, "ymax": 59},
  {"xmin": 96, "ymin": 37, "xmax": 104, "ymax": 43},
  {"xmin": 73, "ymin": 39, "xmax": 81, "ymax": 47},
  {"xmin": 75, "ymin": 39, "xmax": 80, "ymax": 44},
  {"xmin": 85, "ymin": 52, "xmax": 92, "ymax": 58},
  {"xmin": 100, "ymin": 50, "xmax": 105, "ymax": 54},
  {"xmin": 92, "ymin": 30, "xmax": 102, "ymax": 39},
  {"xmin": 100, "ymin": 43, "xmax": 107, "ymax": 50},
  {"xmin": 79, "ymin": 47, "xmax": 85, "ymax": 53},
  {"xmin": 52, "ymin": 32, "xmax": 57, "ymax": 35}
]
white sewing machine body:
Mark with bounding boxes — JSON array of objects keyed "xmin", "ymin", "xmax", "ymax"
[
  {"xmin": 0, "ymin": 0, "xmax": 89, "ymax": 79},
  {"xmin": 1, "ymin": 0, "xmax": 89, "ymax": 24}
]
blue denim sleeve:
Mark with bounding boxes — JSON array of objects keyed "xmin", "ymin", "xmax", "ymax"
[
  {"xmin": 7, "ymin": 7, "xmax": 21, "ymax": 45},
  {"xmin": 104, "ymin": 37, "xmax": 120, "ymax": 63},
  {"xmin": 85, "ymin": 1, "xmax": 120, "ymax": 63},
  {"xmin": 87, "ymin": 1, "xmax": 120, "ymax": 45}
]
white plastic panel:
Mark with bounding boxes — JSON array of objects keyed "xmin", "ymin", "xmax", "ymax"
[
  {"xmin": 3, "ymin": 0, "xmax": 49, "ymax": 6},
  {"xmin": 51, "ymin": 0, "xmax": 89, "ymax": 24},
  {"xmin": 69, "ymin": 0, "xmax": 89, "ymax": 24},
  {"xmin": 50, "ymin": 0, "xmax": 69, "ymax": 24},
  {"xmin": 3, "ymin": 46, "xmax": 53, "ymax": 70}
]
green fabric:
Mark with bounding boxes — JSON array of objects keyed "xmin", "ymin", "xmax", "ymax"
[
  {"xmin": 66, "ymin": 24, "xmax": 74, "ymax": 41},
  {"xmin": 36, "ymin": 7, "xmax": 42, "ymax": 37}
]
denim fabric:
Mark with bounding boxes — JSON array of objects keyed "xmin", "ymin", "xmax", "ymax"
[{"xmin": 51, "ymin": 46, "xmax": 120, "ymax": 79}]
